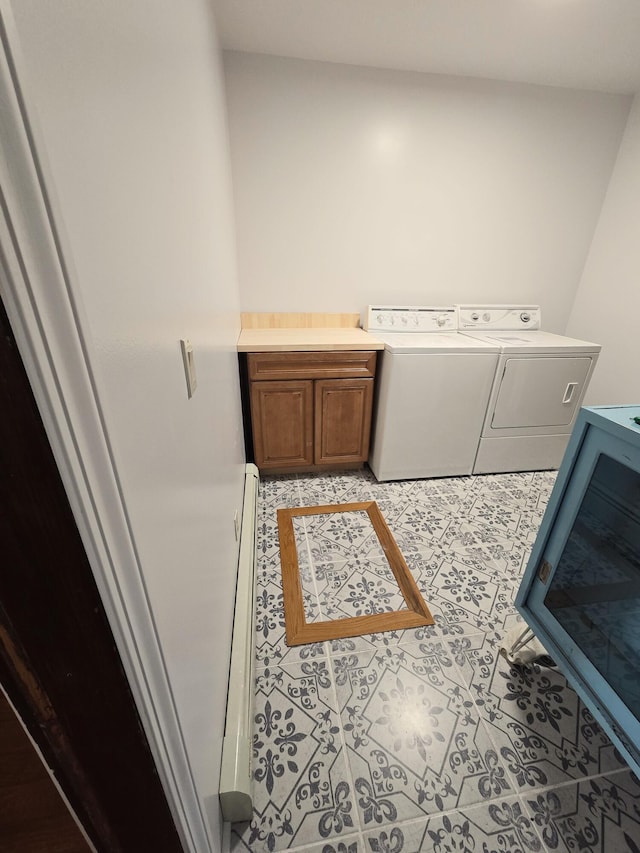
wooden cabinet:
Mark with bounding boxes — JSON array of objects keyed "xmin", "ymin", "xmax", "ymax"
[{"xmin": 246, "ymin": 351, "xmax": 377, "ymax": 472}]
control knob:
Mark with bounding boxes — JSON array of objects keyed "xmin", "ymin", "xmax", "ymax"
[
  {"xmin": 482, "ymin": 312, "xmax": 491, "ymax": 322},
  {"xmin": 471, "ymin": 312, "xmax": 479, "ymax": 321},
  {"xmin": 520, "ymin": 312, "xmax": 531, "ymax": 323}
]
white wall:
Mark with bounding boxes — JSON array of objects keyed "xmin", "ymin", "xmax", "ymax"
[
  {"xmin": 225, "ymin": 52, "xmax": 631, "ymax": 332},
  {"xmin": 566, "ymin": 95, "xmax": 640, "ymax": 404},
  {"xmin": 11, "ymin": 1, "xmax": 245, "ymax": 847}
]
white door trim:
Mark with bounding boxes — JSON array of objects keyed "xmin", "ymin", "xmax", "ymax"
[{"xmin": 0, "ymin": 5, "xmax": 213, "ymax": 851}]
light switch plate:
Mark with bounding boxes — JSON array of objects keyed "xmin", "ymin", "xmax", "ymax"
[{"xmin": 180, "ymin": 339, "xmax": 197, "ymax": 398}]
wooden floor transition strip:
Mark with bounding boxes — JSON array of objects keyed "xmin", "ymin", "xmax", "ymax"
[{"xmin": 277, "ymin": 501, "xmax": 434, "ymax": 646}]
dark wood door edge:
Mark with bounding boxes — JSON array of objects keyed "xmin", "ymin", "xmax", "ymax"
[
  {"xmin": 0, "ymin": 619, "xmax": 118, "ymax": 851},
  {"xmin": 0, "ymin": 295, "xmax": 184, "ymax": 852}
]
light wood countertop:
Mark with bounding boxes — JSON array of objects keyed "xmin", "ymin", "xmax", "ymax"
[{"xmin": 237, "ymin": 327, "xmax": 384, "ymax": 352}]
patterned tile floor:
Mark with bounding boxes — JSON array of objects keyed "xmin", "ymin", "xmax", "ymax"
[{"xmin": 231, "ymin": 468, "xmax": 640, "ymax": 853}]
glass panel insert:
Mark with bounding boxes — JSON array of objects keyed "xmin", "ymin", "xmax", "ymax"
[
  {"xmin": 293, "ymin": 511, "xmax": 405, "ymax": 620},
  {"xmin": 544, "ymin": 454, "xmax": 640, "ymax": 714}
]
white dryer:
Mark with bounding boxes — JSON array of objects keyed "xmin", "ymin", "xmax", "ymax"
[
  {"xmin": 364, "ymin": 306, "xmax": 499, "ymax": 481},
  {"xmin": 457, "ymin": 305, "xmax": 601, "ymax": 474}
]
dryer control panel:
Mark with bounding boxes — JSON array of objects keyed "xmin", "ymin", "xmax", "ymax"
[
  {"xmin": 364, "ymin": 305, "xmax": 457, "ymax": 333},
  {"xmin": 457, "ymin": 304, "xmax": 541, "ymax": 331}
]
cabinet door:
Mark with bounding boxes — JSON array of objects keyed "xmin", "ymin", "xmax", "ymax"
[
  {"xmin": 250, "ymin": 380, "xmax": 313, "ymax": 469},
  {"xmin": 519, "ymin": 424, "xmax": 640, "ymax": 775},
  {"xmin": 314, "ymin": 378, "xmax": 374, "ymax": 465}
]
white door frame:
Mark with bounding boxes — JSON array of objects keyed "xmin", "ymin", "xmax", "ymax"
[{"xmin": 0, "ymin": 5, "xmax": 213, "ymax": 851}]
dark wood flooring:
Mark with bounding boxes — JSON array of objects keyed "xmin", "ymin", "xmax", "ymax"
[{"xmin": 0, "ymin": 689, "xmax": 89, "ymax": 852}]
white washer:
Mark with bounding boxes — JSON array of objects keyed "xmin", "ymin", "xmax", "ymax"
[
  {"xmin": 457, "ymin": 305, "xmax": 601, "ymax": 474},
  {"xmin": 364, "ymin": 306, "xmax": 499, "ymax": 481}
]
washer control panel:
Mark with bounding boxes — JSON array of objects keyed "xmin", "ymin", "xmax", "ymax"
[
  {"xmin": 457, "ymin": 304, "xmax": 541, "ymax": 331},
  {"xmin": 364, "ymin": 305, "xmax": 457, "ymax": 333}
]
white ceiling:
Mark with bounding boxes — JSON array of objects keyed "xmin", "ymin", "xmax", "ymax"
[{"xmin": 214, "ymin": 0, "xmax": 640, "ymax": 94}]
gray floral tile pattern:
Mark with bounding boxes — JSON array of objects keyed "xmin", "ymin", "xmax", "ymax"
[
  {"xmin": 523, "ymin": 769, "xmax": 640, "ymax": 852},
  {"xmin": 448, "ymin": 632, "xmax": 625, "ymax": 791},
  {"xmin": 232, "ymin": 660, "xmax": 356, "ymax": 853},
  {"xmin": 363, "ymin": 796, "xmax": 542, "ymax": 852},
  {"xmin": 232, "ymin": 468, "xmax": 640, "ymax": 853},
  {"xmin": 336, "ymin": 640, "xmax": 514, "ymax": 828}
]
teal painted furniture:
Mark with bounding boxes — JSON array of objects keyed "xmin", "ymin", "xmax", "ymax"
[{"xmin": 516, "ymin": 405, "xmax": 640, "ymax": 777}]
